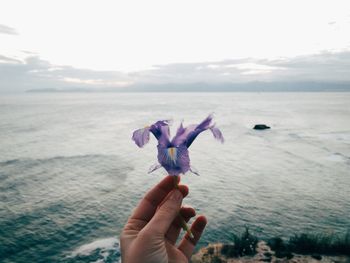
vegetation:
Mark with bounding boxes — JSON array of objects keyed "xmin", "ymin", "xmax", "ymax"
[
  {"xmin": 211, "ymin": 256, "xmax": 223, "ymax": 263},
  {"xmin": 221, "ymin": 227, "xmax": 258, "ymax": 257},
  {"xmin": 207, "ymin": 247, "xmax": 214, "ymax": 255},
  {"xmin": 268, "ymin": 231, "xmax": 350, "ymax": 257},
  {"xmin": 219, "ymin": 227, "xmax": 350, "ymax": 259},
  {"xmin": 267, "ymin": 237, "xmax": 293, "ymax": 259}
]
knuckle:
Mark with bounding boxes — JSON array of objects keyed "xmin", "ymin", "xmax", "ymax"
[{"xmin": 160, "ymin": 204, "xmax": 178, "ymax": 216}]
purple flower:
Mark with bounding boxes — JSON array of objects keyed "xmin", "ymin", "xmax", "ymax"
[{"xmin": 132, "ymin": 114, "xmax": 224, "ymax": 176}]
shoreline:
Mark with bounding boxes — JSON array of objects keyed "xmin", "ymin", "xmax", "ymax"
[
  {"xmin": 192, "ymin": 228, "xmax": 350, "ymax": 263},
  {"xmin": 192, "ymin": 242, "xmax": 350, "ymax": 263}
]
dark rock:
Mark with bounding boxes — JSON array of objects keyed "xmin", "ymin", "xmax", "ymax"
[
  {"xmin": 253, "ymin": 124, "xmax": 271, "ymax": 130},
  {"xmin": 264, "ymin": 252, "xmax": 273, "ymax": 257},
  {"xmin": 285, "ymin": 252, "xmax": 294, "ymax": 259},
  {"xmin": 275, "ymin": 251, "xmax": 293, "ymax": 259},
  {"xmin": 268, "ymin": 237, "xmax": 285, "ymax": 252},
  {"xmin": 221, "ymin": 244, "xmax": 235, "ymax": 257},
  {"xmin": 311, "ymin": 254, "xmax": 322, "ymax": 260},
  {"xmin": 211, "ymin": 256, "xmax": 223, "ymax": 263},
  {"xmin": 259, "ymin": 257, "xmax": 271, "ymax": 262}
]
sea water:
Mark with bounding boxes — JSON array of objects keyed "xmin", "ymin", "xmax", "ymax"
[{"xmin": 0, "ymin": 92, "xmax": 349, "ymax": 262}]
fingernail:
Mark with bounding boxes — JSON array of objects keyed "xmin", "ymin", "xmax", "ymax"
[
  {"xmin": 170, "ymin": 189, "xmax": 182, "ymax": 201},
  {"xmin": 196, "ymin": 217, "xmax": 208, "ymax": 228}
]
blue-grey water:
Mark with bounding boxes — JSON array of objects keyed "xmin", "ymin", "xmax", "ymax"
[{"xmin": 0, "ymin": 92, "xmax": 349, "ymax": 263}]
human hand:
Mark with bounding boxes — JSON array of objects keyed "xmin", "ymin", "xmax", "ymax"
[{"xmin": 120, "ymin": 176, "xmax": 207, "ymax": 263}]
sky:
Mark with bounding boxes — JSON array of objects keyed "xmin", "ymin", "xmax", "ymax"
[{"xmin": 1, "ymin": 0, "xmax": 350, "ymax": 92}]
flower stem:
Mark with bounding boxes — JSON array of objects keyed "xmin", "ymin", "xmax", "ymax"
[{"xmin": 173, "ymin": 175, "xmax": 194, "ymax": 239}]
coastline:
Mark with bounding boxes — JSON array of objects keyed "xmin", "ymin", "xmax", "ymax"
[
  {"xmin": 192, "ymin": 242, "xmax": 350, "ymax": 263},
  {"xmin": 192, "ymin": 229, "xmax": 350, "ymax": 263}
]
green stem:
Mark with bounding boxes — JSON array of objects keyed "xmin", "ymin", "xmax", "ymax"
[{"xmin": 173, "ymin": 175, "xmax": 194, "ymax": 239}]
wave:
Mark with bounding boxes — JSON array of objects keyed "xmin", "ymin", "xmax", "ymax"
[
  {"xmin": 0, "ymin": 154, "xmax": 133, "ymax": 184},
  {"xmin": 324, "ymin": 152, "xmax": 350, "ymax": 163},
  {"xmin": 0, "ymin": 154, "xmax": 131, "ymax": 166},
  {"xmin": 67, "ymin": 237, "xmax": 121, "ymax": 263}
]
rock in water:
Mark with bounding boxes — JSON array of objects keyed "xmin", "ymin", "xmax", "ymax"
[{"xmin": 253, "ymin": 124, "xmax": 270, "ymax": 130}]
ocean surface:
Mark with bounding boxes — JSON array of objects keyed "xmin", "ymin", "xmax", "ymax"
[{"xmin": 0, "ymin": 92, "xmax": 349, "ymax": 263}]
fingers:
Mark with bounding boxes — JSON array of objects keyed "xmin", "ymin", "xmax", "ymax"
[
  {"xmin": 143, "ymin": 189, "xmax": 183, "ymax": 236},
  {"xmin": 158, "ymin": 185, "xmax": 188, "ymax": 208},
  {"xmin": 178, "ymin": 215, "xmax": 207, "ymax": 260},
  {"xmin": 128, "ymin": 176, "xmax": 188, "ymax": 228},
  {"xmin": 166, "ymin": 206, "xmax": 196, "ymax": 244}
]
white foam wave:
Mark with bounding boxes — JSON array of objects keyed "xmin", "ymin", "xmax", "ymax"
[{"xmin": 69, "ymin": 237, "xmax": 120, "ymax": 262}]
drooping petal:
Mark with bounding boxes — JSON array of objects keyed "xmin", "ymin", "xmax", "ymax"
[
  {"xmin": 210, "ymin": 126, "xmax": 224, "ymax": 143},
  {"xmin": 185, "ymin": 114, "xmax": 214, "ymax": 148},
  {"xmin": 157, "ymin": 145, "xmax": 190, "ymax": 175},
  {"xmin": 148, "ymin": 163, "xmax": 162, "ymax": 174},
  {"xmin": 132, "ymin": 127, "xmax": 150, "ymax": 148},
  {"xmin": 171, "ymin": 122, "xmax": 197, "ymax": 146},
  {"xmin": 149, "ymin": 120, "xmax": 172, "ymax": 147}
]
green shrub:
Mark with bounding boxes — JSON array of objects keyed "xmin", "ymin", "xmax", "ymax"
[
  {"xmin": 221, "ymin": 244, "xmax": 235, "ymax": 257},
  {"xmin": 332, "ymin": 231, "xmax": 350, "ymax": 255},
  {"xmin": 269, "ymin": 231, "xmax": 350, "ymax": 256},
  {"xmin": 211, "ymin": 255, "xmax": 222, "ymax": 263},
  {"xmin": 221, "ymin": 228, "xmax": 350, "ymax": 258},
  {"xmin": 207, "ymin": 247, "xmax": 214, "ymax": 255},
  {"xmin": 221, "ymin": 227, "xmax": 258, "ymax": 257},
  {"xmin": 268, "ymin": 237, "xmax": 285, "ymax": 252}
]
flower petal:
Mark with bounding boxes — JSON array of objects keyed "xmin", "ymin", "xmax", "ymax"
[
  {"xmin": 171, "ymin": 122, "xmax": 197, "ymax": 146},
  {"xmin": 150, "ymin": 120, "xmax": 172, "ymax": 147},
  {"xmin": 210, "ymin": 126, "xmax": 224, "ymax": 143},
  {"xmin": 132, "ymin": 127, "xmax": 150, "ymax": 147},
  {"xmin": 157, "ymin": 145, "xmax": 190, "ymax": 176},
  {"xmin": 186, "ymin": 114, "xmax": 214, "ymax": 147}
]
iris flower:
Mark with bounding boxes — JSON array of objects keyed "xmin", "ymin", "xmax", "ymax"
[{"xmin": 132, "ymin": 114, "xmax": 224, "ymax": 176}]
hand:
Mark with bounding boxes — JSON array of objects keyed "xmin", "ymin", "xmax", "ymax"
[{"xmin": 120, "ymin": 176, "xmax": 207, "ymax": 263}]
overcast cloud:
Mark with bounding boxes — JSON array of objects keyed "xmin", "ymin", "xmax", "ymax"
[
  {"xmin": 1, "ymin": 51, "xmax": 350, "ymax": 93},
  {"xmin": 1, "ymin": 1, "xmax": 349, "ymax": 92},
  {"xmin": 0, "ymin": 24, "xmax": 18, "ymax": 35}
]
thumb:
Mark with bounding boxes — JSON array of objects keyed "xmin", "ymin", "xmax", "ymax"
[{"xmin": 144, "ymin": 189, "xmax": 183, "ymax": 236}]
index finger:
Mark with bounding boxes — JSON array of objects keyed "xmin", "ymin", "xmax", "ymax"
[{"xmin": 128, "ymin": 175, "xmax": 188, "ymax": 224}]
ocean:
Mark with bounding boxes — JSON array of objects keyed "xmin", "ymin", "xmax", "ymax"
[{"xmin": 0, "ymin": 92, "xmax": 349, "ymax": 262}]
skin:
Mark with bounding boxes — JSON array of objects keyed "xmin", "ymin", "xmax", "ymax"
[{"xmin": 121, "ymin": 176, "xmax": 207, "ymax": 263}]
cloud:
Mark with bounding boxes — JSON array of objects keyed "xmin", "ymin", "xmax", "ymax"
[
  {"xmin": 0, "ymin": 24, "xmax": 18, "ymax": 35},
  {"xmin": 133, "ymin": 51, "xmax": 350, "ymax": 84},
  {"xmin": 1, "ymin": 51, "xmax": 350, "ymax": 93},
  {"xmin": 0, "ymin": 56, "xmax": 133, "ymax": 92},
  {"xmin": 0, "ymin": 55, "xmax": 22, "ymax": 64}
]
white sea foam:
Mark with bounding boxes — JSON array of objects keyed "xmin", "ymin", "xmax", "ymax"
[{"xmin": 69, "ymin": 237, "xmax": 120, "ymax": 262}]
